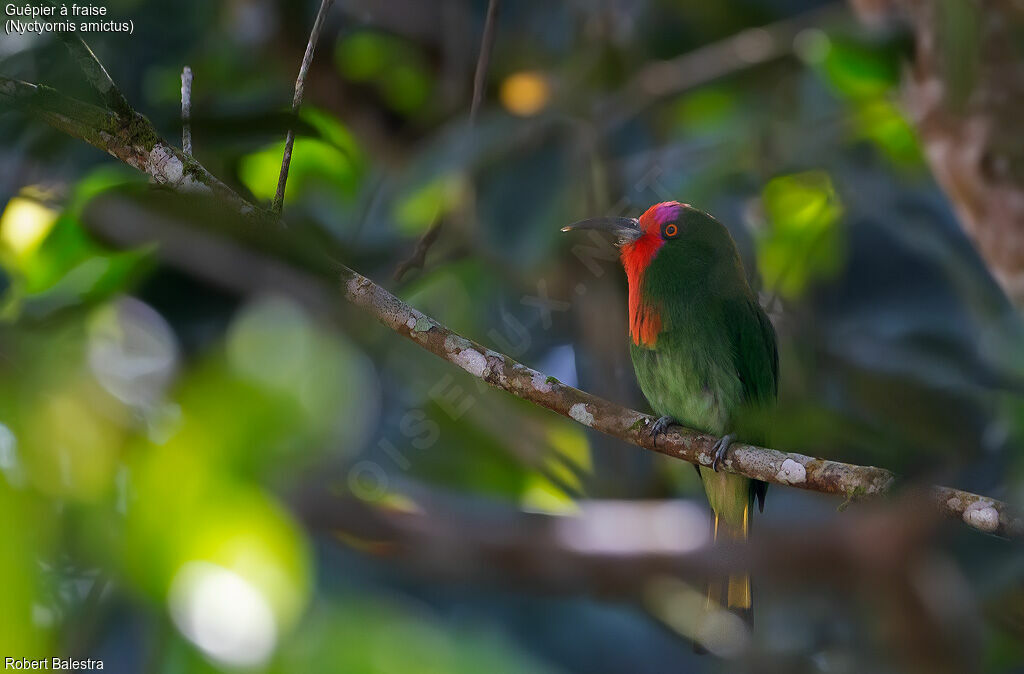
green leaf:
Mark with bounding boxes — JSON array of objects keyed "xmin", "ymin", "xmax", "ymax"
[
  {"xmin": 757, "ymin": 171, "xmax": 844, "ymax": 299},
  {"xmin": 393, "ymin": 174, "xmax": 467, "ymax": 235},
  {"xmin": 852, "ymin": 99, "xmax": 922, "ymax": 166},
  {"xmin": 817, "ymin": 37, "xmax": 900, "ymax": 100},
  {"xmin": 669, "ymin": 87, "xmax": 743, "ymax": 135},
  {"xmin": 238, "ymin": 109, "xmax": 365, "ymax": 206},
  {"xmin": 10, "ymin": 246, "xmax": 155, "ymax": 319}
]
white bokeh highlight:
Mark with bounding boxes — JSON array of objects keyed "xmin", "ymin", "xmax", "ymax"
[{"xmin": 168, "ymin": 561, "xmax": 278, "ymax": 668}]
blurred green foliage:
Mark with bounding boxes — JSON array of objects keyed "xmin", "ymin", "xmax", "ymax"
[
  {"xmin": 335, "ymin": 30, "xmax": 434, "ymax": 114},
  {"xmin": 756, "ymin": 170, "xmax": 843, "ymax": 299},
  {"xmin": 239, "ymin": 108, "xmax": 366, "ymax": 206}
]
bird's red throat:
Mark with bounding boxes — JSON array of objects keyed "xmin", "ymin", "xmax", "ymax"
[{"xmin": 621, "ymin": 233, "xmax": 664, "ymax": 347}]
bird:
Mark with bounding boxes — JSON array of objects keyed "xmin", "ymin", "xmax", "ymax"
[{"xmin": 562, "ymin": 201, "xmax": 778, "ymax": 628}]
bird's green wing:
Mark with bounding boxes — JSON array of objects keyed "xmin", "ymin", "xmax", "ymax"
[
  {"xmin": 726, "ymin": 295, "xmax": 778, "ymax": 408},
  {"xmin": 724, "ymin": 294, "xmax": 778, "ymax": 512}
]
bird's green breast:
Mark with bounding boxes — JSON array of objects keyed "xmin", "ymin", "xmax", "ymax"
[{"xmin": 630, "ymin": 326, "xmax": 743, "ymax": 437}]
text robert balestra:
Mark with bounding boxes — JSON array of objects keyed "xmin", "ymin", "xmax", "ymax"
[{"xmin": 4, "ymin": 658, "xmax": 103, "ymax": 670}]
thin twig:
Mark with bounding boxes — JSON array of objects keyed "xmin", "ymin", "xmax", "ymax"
[
  {"xmin": 180, "ymin": 66, "xmax": 193, "ymax": 156},
  {"xmin": 272, "ymin": 0, "xmax": 336, "ymax": 215},
  {"xmin": 470, "ymin": 0, "xmax": 501, "ymax": 124},
  {"xmin": 4, "ymin": 62, "xmax": 1021, "ymax": 539},
  {"xmin": 56, "ymin": 32, "xmax": 134, "ymax": 119},
  {"xmin": 391, "ymin": 0, "xmax": 500, "ymax": 282},
  {"xmin": 393, "ymin": 216, "xmax": 443, "ymax": 282}
]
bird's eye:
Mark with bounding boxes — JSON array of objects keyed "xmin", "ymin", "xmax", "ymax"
[{"xmin": 663, "ymin": 223, "xmax": 678, "ymax": 238}]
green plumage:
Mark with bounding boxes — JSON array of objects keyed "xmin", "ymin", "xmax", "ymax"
[{"xmin": 629, "ymin": 206, "xmax": 778, "ymax": 619}]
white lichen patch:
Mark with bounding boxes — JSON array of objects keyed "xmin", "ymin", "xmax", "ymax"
[
  {"xmin": 452, "ymin": 347, "xmax": 487, "ymax": 378},
  {"xmin": 776, "ymin": 458, "xmax": 806, "ymax": 485},
  {"xmin": 406, "ymin": 317, "xmax": 417, "ymax": 329},
  {"xmin": 149, "ymin": 144, "xmax": 184, "ymax": 184},
  {"xmin": 569, "ymin": 403, "xmax": 594, "ymax": 426},
  {"xmin": 962, "ymin": 500, "xmax": 999, "ymax": 533},
  {"xmin": 531, "ymin": 373, "xmax": 553, "ymax": 393}
]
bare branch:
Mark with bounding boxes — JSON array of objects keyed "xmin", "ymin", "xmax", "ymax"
[
  {"xmin": 272, "ymin": 0, "xmax": 337, "ymax": 215},
  {"xmin": 180, "ymin": 66, "xmax": 193, "ymax": 156},
  {"xmin": 3, "ymin": 66, "xmax": 1020, "ymax": 540}
]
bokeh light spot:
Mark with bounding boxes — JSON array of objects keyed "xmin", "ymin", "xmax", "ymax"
[
  {"xmin": 0, "ymin": 197, "xmax": 57, "ymax": 257},
  {"xmin": 500, "ymin": 71, "xmax": 551, "ymax": 117},
  {"xmin": 169, "ymin": 561, "xmax": 278, "ymax": 667}
]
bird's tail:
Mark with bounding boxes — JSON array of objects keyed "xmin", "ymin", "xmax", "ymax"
[
  {"xmin": 699, "ymin": 468, "xmax": 753, "ymax": 625},
  {"xmin": 706, "ymin": 503, "xmax": 751, "ymax": 624}
]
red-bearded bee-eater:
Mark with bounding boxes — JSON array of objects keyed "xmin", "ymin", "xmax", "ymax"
[{"xmin": 563, "ymin": 201, "xmax": 778, "ymax": 627}]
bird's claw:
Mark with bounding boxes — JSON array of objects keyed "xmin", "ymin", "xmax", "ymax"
[
  {"xmin": 711, "ymin": 433, "xmax": 736, "ymax": 472},
  {"xmin": 649, "ymin": 415, "xmax": 675, "ymax": 444}
]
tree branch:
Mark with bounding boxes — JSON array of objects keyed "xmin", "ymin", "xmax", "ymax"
[
  {"xmin": 2, "ymin": 60, "xmax": 1019, "ymax": 540},
  {"xmin": 339, "ymin": 267, "xmax": 1019, "ymax": 538},
  {"xmin": 273, "ymin": 0, "xmax": 336, "ymax": 215},
  {"xmin": 0, "ymin": 75, "xmax": 259, "ymax": 218}
]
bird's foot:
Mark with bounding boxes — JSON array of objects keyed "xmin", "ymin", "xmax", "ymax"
[
  {"xmin": 649, "ymin": 415, "xmax": 675, "ymax": 444},
  {"xmin": 711, "ymin": 433, "xmax": 736, "ymax": 472}
]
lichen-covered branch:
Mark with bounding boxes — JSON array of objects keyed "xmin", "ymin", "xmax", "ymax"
[
  {"xmin": 0, "ymin": 75, "xmax": 257, "ymax": 218},
  {"xmin": 2, "ymin": 64, "xmax": 1019, "ymax": 539},
  {"xmin": 340, "ymin": 268, "xmax": 1020, "ymax": 538}
]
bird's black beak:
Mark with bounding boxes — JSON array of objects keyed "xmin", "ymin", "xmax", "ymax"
[{"xmin": 560, "ymin": 216, "xmax": 643, "ymax": 246}]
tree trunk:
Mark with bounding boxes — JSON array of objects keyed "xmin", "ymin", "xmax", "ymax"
[{"xmin": 853, "ymin": 0, "xmax": 1024, "ymax": 306}]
